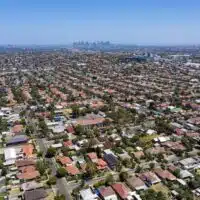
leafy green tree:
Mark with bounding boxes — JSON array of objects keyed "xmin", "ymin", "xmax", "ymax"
[
  {"xmin": 173, "ymin": 168, "xmax": 181, "ymax": 178},
  {"xmin": 135, "ymin": 165, "xmax": 142, "ymax": 173},
  {"xmin": 47, "ymin": 176, "xmax": 56, "ymax": 185},
  {"xmin": 149, "ymin": 162, "xmax": 155, "ymax": 169},
  {"xmin": 85, "ymin": 162, "xmax": 97, "ymax": 178},
  {"xmin": 74, "ymin": 125, "xmax": 84, "ymax": 135},
  {"xmin": 116, "ymin": 161, "xmax": 122, "ymax": 172},
  {"xmin": 105, "ymin": 174, "xmax": 114, "ymax": 186},
  {"xmin": 47, "ymin": 103, "xmax": 55, "ymax": 112},
  {"xmin": 20, "ymin": 118, "xmax": 26, "ymax": 125},
  {"xmin": 0, "ymin": 117, "xmax": 8, "ymax": 133},
  {"xmin": 119, "ymin": 171, "xmax": 128, "ymax": 182},
  {"xmin": 36, "ymin": 160, "xmax": 48, "ymax": 175},
  {"xmin": 19, "ymin": 110, "xmax": 26, "ymax": 117},
  {"xmin": 1, "ymin": 167, "xmax": 7, "ymax": 176},
  {"xmin": 141, "ymin": 189, "xmax": 167, "ymax": 200},
  {"xmin": 25, "ymin": 125, "xmax": 34, "ymax": 136},
  {"xmin": 96, "ymin": 146, "xmax": 102, "ymax": 158},
  {"xmin": 71, "ymin": 105, "xmax": 80, "ymax": 118},
  {"xmin": 54, "ymin": 194, "xmax": 65, "ymax": 200},
  {"xmin": 122, "ymin": 158, "xmax": 131, "ymax": 168},
  {"xmin": 46, "ymin": 147, "xmax": 56, "ymax": 158},
  {"xmin": 56, "ymin": 167, "xmax": 67, "ymax": 178},
  {"xmin": 37, "ymin": 151, "xmax": 43, "ymax": 157},
  {"xmin": 155, "ymin": 117, "xmax": 171, "ymax": 134},
  {"xmin": 61, "ymin": 146, "xmax": 69, "ymax": 156}
]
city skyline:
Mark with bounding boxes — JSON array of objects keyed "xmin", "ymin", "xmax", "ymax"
[{"xmin": 1, "ymin": 0, "xmax": 200, "ymax": 45}]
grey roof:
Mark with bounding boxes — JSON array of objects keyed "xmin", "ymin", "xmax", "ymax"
[
  {"xmin": 7, "ymin": 135, "xmax": 28, "ymax": 145},
  {"xmin": 24, "ymin": 188, "xmax": 47, "ymax": 200}
]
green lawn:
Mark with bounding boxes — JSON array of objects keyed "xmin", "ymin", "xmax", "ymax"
[{"xmin": 151, "ymin": 183, "xmax": 170, "ymax": 198}]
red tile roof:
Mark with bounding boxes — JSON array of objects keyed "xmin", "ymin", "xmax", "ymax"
[
  {"xmin": 57, "ymin": 156, "xmax": 73, "ymax": 165},
  {"xmin": 17, "ymin": 170, "xmax": 40, "ymax": 180},
  {"xmin": 63, "ymin": 140, "xmax": 73, "ymax": 147},
  {"xmin": 154, "ymin": 168, "xmax": 176, "ymax": 181},
  {"xmin": 66, "ymin": 165, "xmax": 80, "ymax": 175},
  {"xmin": 87, "ymin": 152, "xmax": 98, "ymax": 161},
  {"xmin": 16, "ymin": 159, "xmax": 36, "ymax": 167},
  {"xmin": 162, "ymin": 141, "xmax": 186, "ymax": 151},
  {"xmin": 112, "ymin": 183, "xmax": 129, "ymax": 200},
  {"xmin": 168, "ymin": 165, "xmax": 178, "ymax": 172},
  {"xmin": 19, "ymin": 165, "xmax": 36, "ymax": 173},
  {"xmin": 66, "ymin": 126, "xmax": 75, "ymax": 133},
  {"xmin": 96, "ymin": 159, "xmax": 108, "ymax": 170},
  {"xmin": 99, "ymin": 186, "xmax": 116, "ymax": 198},
  {"xmin": 22, "ymin": 144, "xmax": 34, "ymax": 157},
  {"xmin": 75, "ymin": 117, "xmax": 105, "ymax": 126}
]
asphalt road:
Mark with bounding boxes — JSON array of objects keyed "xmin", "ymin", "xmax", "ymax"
[
  {"xmin": 37, "ymin": 138, "xmax": 72, "ymax": 200},
  {"xmin": 26, "ymin": 109, "xmax": 73, "ymax": 200}
]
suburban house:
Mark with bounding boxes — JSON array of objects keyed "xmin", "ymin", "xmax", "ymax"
[
  {"xmin": 73, "ymin": 114, "xmax": 105, "ymax": 129},
  {"xmin": 66, "ymin": 165, "xmax": 80, "ymax": 176},
  {"xmin": 139, "ymin": 171, "xmax": 161, "ymax": 186},
  {"xmin": 154, "ymin": 168, "xmax": 176, "ymax": 181},
  {"xmin": 111, "ymin": 183, "xmax": 130, "ymax": 200},
  {"xmin": 126, "ymin": 176, "xmax": 148, "ymax": 191},
  {"xmin": 57, "ymin": 156, "xmax": 73, "ymax": 166},
  {"xmin": 103, "ymin": 153, "xmax": 118, "ymax": 170},
  {"xmin": 99, "ymin": 186, "xmax": 118, "ymax": 200},
  {"xmin": 6, "ymin": 135, "xmax": 28, "ymax": 146},
  {"xmin": 79, "ymin": 188, "xmax": 99, "ymax": 200},
  {"xmin": 24, "ymin": 188, "xmax": 47, "ymax": 200}
]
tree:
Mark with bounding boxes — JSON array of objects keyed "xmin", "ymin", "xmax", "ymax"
[
  {"xmin": 20, "ymin": 118, "xmax": 26, "ymax": 125},
  {"xmin": 74, "ymin": 125, "xmax": 84, "ymax": 135},
  {"xmin": 105, "ymin": 174, "xmax": 114, "ymax": 186},
  {"xmin": 38, "ymin": 119, "xmax": 48, "ymax": 136},
  {"xmin": 19, "ymin": 110, "xmax": 26, "ymax": 117},
  {"xmin": 56, "ymin": 167, "xmax": 67, "ymax": 178},
  {"xmin": 119, "ymin": 171, "xmax": 128, "ymax": 182},
  {"xmin": 116, "ymin": 161, "xmax": 122, "ymax": 172},
  {"xmin": 25, "ymin": 125, "xmax": 34, "ymax": 136},
  {"xmin": 36, "ymin": 160, "xmax": 48, "ymax": 175},
  {"xmin": 157, "ymin": 153, "xmax": 164, "ymax": 162},
  {"xmin": 149, "ymin": 102, "xmax": 156, "ymax": 110},
  {"xmin": 1, "ymin": 167, "xmax": 7, "ymax": 176},
  {"xmin": 71, "ymin": 105, "xmax": 80, "ymax": 118},
  {"xmin": 122, "ymin": 158, "xmax": 131, "ymax": 168},
  {"xmin": 96, "ymin": 146, "xmax": 102, "ymax": 158},
  {"xmin": 155, "ymin": 117, "xmax": 171, "ymax": 134},
  {"xmin": 85, "ymin": 162, "xmax": 97, "ymax": 178},
  {"xmin": 0, "ymin": 117, "xmax": 8, "ymax": 133},
  {"xmin": 173, "ymin": 168, "xmax": 181, "ymax": 178},
  {"xmin": 61, "ymin": 146, "xmax": 69, "ymax": 156},
  {"xmin": 181, "ymin": 137, "xmax": 193, "ymax": 151},
  {"xmin": 46, "ymin": 147, "xmax": 56, "ymax": 158},
  {"xmin": 149, "ymin": 162, "xmax": 155, "ymax": 169},
  {"xmin": 54, "ymin": 194, "xmax": 65, "ymax": 200},
  {"xmin": 47, "ymin": 103, "xmax": 55, "ymax": 112},
  {"xmin": 141, "ymin": 189, "xmax": 167, "ymax": 200},
  {"xmin": 47, "ymin": 176, "xmax": 56, "ymax": 185},
  {"xmin": 37, "ymin": 151, "xmax": 43, "ymax": 157},
  {"xmin": 135, "ymin": 165, "xmax": 142, "ymax": 173}
]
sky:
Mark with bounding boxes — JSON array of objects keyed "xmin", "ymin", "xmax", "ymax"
[{"xmin": 0, "ymin": 0, "xmax": 200, "ymax": 45}]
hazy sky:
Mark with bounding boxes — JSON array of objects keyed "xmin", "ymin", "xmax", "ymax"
[{"xmin": 0, "ymin": 0, "xmax": 200, "ymax": 45}]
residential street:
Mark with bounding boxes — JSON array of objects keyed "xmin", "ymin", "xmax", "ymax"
[
  {"xmin": 27, "ymin": 109, "xmax": 72, "ymax": 200},
  {"xmin": 37, "ymin": 138, "xmax": 72, "ymax": 200}
]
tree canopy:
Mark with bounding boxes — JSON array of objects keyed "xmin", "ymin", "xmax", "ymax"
[{"xmin": 46, "ymin": 147, "xmax": 56, "ymax": 158}]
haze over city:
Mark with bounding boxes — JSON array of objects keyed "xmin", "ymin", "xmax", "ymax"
[{"xmin": 1, "ymin": 0, "xmax": 200, "ymax": 45}]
